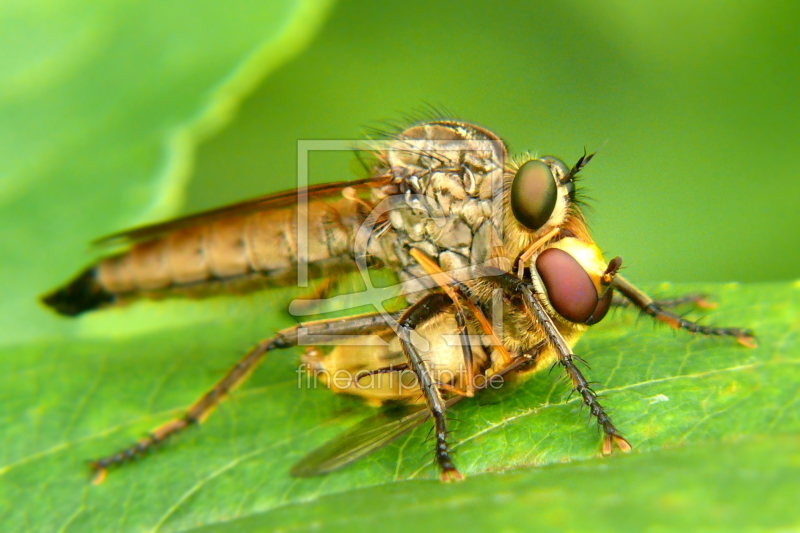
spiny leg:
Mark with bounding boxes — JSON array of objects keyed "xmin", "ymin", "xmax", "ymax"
[
  {"xmin": 612, "ymin": 291, "xmax": 714, "ymax": 310},
  {"xmin": 409, "ymin": 247, "xmax": 513, "ymax": 372},
  {"xmin": 398, "ymin": 293, "xmax": 464, "ymax": 481},
  {"xmin": 516, "ymin": 227, "xmax": 561, "ymax": 278},
  {"xmin": 90, "ymin": 312, "xmax": 395, "ymax": 483},
  {"xmin": 452, "ymin": 302, "xmax": 475, "ymax": 396},
  {"xmin": 90, "ymin": 336, "xmax": 289, "ymax": 484},
  {"xmin": 612, "ymin": 274, "xmax": 756, "ymax": 348},
  {"xmin": 486, "ymin": 273, "xmax": 631, "ymax": 454},
  {"xmin": 345, "ymin": 257, "xmax": 480, "ymax": 398}
]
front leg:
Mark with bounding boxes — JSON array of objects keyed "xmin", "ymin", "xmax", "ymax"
[
  {"xmin": 398, "ymin": 293, "xmax": 464, "ymax": 481},
  {"xmin": 612, "ymin": 291, "xmax": 714, "ymax": 310},
  {"xmin": 612, "ymin": 275, "xmax": 757, "ymax": 348},
  {"xmin": 487, "ymin": 273, "xmax": 631, "ymax": 455}
]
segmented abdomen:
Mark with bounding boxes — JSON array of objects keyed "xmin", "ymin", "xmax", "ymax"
[{"xmin": 43, "ymin": 197, "xmax": 367, "ymax": 315}]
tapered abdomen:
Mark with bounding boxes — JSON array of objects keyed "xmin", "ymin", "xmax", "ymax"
[{"xmin": 42, "ymin": 198, "xmax": 368, "ymax": 316}]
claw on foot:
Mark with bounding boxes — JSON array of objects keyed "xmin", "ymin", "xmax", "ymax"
[
  {"xmin": 614, "ymin": 435, "xmax": 632, "ymax": 453},
  {"xmin": 602, "ymin": 434, "xmax": 632, "ymax": 455},
  {"xmin": 441, "ymin": 467, "xmax": 464, "ymax": 482},
  {"xmin": 737, "ymin": 333, "xmax": 758, "ymax": 349},
  {"xmin": 90, "ymin": 465, "xmax": 107, "ymax": 485},
  {"xmin": 694, "ymin": 297, "xmax": 717, "ymax": 309}
]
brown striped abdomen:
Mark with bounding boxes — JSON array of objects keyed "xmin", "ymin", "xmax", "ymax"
[{"xmin": 42, "ymin": 197, "xmax": 369, "ymax": 315}]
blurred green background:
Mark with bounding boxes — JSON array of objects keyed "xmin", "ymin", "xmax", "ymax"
[{"xmin": 186, "ymin": 0, "xmax": 800, "ymax": 282}]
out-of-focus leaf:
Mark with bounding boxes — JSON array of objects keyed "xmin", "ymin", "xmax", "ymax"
[
  {"xmin": 194, "ymin": 437, "xmax": 800, "ymax": 533},
  {"xmin": 0, "ymin": 0, "xmax": 335, "ymax": 343},
  {"xmin": 0, "ymin": 281, "xmax": 796, "ymax": 531}
]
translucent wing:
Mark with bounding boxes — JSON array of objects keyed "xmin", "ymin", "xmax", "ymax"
[
  {"xmin": 290, "ymin": 404, "xmax": 435, "ymax": 477},
  {"xmin": 94, "ymin": 175, "xmax": 389, "ymax": 247},
  {"xmin": 290, "ymin": 355, "xmax": 534, "ymax": 477}
]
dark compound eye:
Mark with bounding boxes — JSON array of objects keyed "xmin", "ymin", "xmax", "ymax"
[
  {"xmin": 511, "ymin": 160, "xmax": 558, "ymax": 231},
  {"xmin": 536, "ymin": 248, "xmax": 598, "ymax": 324}
]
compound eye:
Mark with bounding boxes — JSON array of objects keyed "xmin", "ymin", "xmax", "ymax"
[
  {"xmin": 511, "ymin": 160, "xmax": 558, "ymax": 231},
  {"xmin": 586, "ymin": 288, "xmax": 613, "ymax": 325},
  {"xmin": 536, "ymin": 248, "xmax": 597, "ymax": 323}
]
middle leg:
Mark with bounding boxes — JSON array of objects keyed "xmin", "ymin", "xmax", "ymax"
[{"xmin": 398, "ymin": 292, "xmax": 467, "ymax": 481}]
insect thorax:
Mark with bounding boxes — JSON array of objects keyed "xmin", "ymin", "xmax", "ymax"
[{"xmin": 365, "ymin": 121, "xmax": 511, "ymax": 302}]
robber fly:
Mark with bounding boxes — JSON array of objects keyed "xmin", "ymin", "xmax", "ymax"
[{"xmin": 42, "ymin": 119, "xmax": 755, "ymax": 482}]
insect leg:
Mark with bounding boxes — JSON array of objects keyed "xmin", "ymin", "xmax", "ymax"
[
  {"xmin": 612, "ymin": 274, "xmax": 756, "ymax": 347},
  {"xmin": 290, "ymin": 352, "xmax": 541, "ymax": 478},
  {"xmin": 611, "ymin": 292, "xmax": 714, "ymax": 310},
  {"xmin": 89, "ymin": 312, "xmax": 395, "ymax": 483},
  {"xmin": 407, "ymin": 248, "xmax": 477, "ymax": 393},
  {"xmin": 398, "ymin": 293, "xmax": 464, "ymax": 481},
  {"xmin": 408, "ymin": 247, "xmax": 513, "ymax": 376},
  {"xmin": 516, "ymin": 227, "xmax": 561, "ymax": 278},
  {"xmin": 486, "ymin": 273, "xmax": 631, "ymax": 455}
]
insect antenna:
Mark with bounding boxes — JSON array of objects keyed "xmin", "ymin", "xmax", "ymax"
[
  {"xmin": 565, "ymin": 146, "xmax": 604, "ymax": 210},
  {"xmin": 567, "ymin": 148, "xmax": 596, "ymax": 180}
]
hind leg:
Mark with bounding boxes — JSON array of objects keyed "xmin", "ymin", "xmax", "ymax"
[{"xmin": 90, "ymin": 312, "xmax": 394, "ymax": 483}]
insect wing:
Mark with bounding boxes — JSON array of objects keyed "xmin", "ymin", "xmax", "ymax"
[
  {"xmin": 290, "ymin": 405, "xmax": 433, "ymax": 477},
  {"xmin": 93, "ymin": 175, "xmax": 388, "ymax": 247},
  {"xmin": 290, "ymin": 355, "xmax": 536, "ymax": 477}
]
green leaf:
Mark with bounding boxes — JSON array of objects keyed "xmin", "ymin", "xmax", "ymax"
[
  {"xmin": 1, "ymin": 280, "xmax": 797, "ymax": 531},
  {"xmin": 0, "ymin": 0, "xmax": 335, "ymax": 344}
]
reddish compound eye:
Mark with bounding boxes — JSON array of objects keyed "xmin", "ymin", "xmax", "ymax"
[
  {"xmin": 535, "ymin": 248, "xmax": 597, "ymax": 323},
  {"xmin": 511, "ymin": 160, "xmax": 558, "ymax": 231},
  {"xmin": 586, "ymin": 288, "xmax": 613, "ymax": 325}
]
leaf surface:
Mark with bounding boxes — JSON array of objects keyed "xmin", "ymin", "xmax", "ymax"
[{"xmin": 1, "ymin": 281, "xmax": 796, "ymax": 531}]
